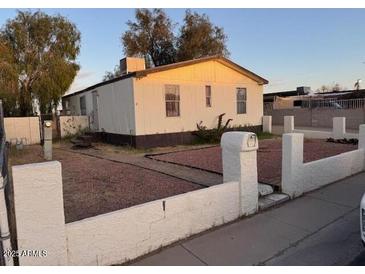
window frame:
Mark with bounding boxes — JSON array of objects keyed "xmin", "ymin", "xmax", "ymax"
[
  {"xmin": 165, "ymin": 84, "xmax": 180, "ymax": 117},
  {"xmin": 236, "ymin": 87, "xmax": 247, "ymax": 114},
  {"xmin": 205, "ymin": 85, "xmax": 212, "ymax": 107}
]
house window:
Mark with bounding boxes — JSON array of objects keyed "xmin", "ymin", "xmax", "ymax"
[
  {"xmin": 205, "ymin": 85, "xmax": 212, "ymax": 107},
  {"xmin": 62, "ymin": 100, "xmax": 69, "ymax": 111},
  {"xmin": 80, "ymin": 96, "xmax": 86, "ymax": 115},
  {"xmin": 294, "ymin": 100, "xmax": 302, "ymax": 107},
  {"xmin": 165, "ymin": 85, "xmax": 180, "ymax": 117},
  {"xmin": 236, "ymin": 88, "xmax": 247, "ymax": 114}
]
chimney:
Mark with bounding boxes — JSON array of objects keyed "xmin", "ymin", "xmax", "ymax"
[{"xmin": 120, "ymin": 57, "xmax": 146, "ymax": 75}]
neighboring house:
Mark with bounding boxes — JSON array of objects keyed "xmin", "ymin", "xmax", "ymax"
[
  {"xmin": 264, "ymin": 86, "xmax": 365, "ymax": 111},
  {"xmin": 263, "ymin": 86, "xmax": 311, "ymax": 103},
  {"xmin": 62, "ymin": 55, "xmax": 268, "ymax": 148}
]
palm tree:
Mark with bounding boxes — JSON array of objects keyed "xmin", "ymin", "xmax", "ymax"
[{"xmin": 354, "ymin": 79, "xmax": 362, "ymax": 90}]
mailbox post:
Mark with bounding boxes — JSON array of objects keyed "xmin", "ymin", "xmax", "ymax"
[
  {"xmin": 221, "ymin": 132, "xmax": 259, "ymax": 216},
  {"xmin": 43, "ymin": 120, "xmax": 52, "ymax": 160}
]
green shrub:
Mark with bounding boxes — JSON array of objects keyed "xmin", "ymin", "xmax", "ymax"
[
  {"xmin": 193, "ymin": 114, "xmax": 276, "ymax": 144},
  {"xmin": 194, "ymin": 113, "xmax": 232, "ymax": 143}
]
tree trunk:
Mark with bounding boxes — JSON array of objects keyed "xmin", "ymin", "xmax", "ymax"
[{"xmin": 19, "ymin": 86, "xmax": 32, "ymax": 117}]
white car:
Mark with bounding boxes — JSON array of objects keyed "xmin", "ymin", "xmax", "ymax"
[{"xmin": 360, "ymin": 194, "xmax": 365, "ymax": 245}]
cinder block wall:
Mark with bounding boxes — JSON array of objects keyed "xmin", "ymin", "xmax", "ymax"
[
  {"xmin": 59, "ymin": 116, "xmax": 89, "ymax": 138},
  {"xmin": 4, "ymin": 117, "xmax": 40, "ymax": 144},
  {"xmin": 266, "ymin": 108, "xmax": 365, "ymax": 129},
  {"xmin": 268, "ymin": 109, "xmax": 312, "ymax": 127}
]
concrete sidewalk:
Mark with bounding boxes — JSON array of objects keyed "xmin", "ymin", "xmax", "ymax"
[{"xmin": 132, "ymin": 172, "xmax": 365, "ymax": 266}]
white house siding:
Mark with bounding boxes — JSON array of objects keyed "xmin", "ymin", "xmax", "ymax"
[
  {"xmin": 96, "ymin": 78, "xmax": 135, "ymax": 135},
  {"xmin": 133, "ymin": 60, "xmax": 264, "ymax": 136},
  {"xmin": 64, "ymin": 78, "xmax": 135, "ymax": 135},
  {"xmin": 65, "ymin": 90, "xmax": 93, "ymax": 117}
]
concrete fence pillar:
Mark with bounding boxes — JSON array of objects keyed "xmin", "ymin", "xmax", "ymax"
[
  {"xmin": 359, "ymin": 125, "xmax": 365, "ymax": 171},
  {"xmin": 333, "ymin": 117, "xmax": 345, "ymax": 140},
  {"xmin": 284, "ymin": 116, "xmax": 294, "ymax": 133},
  {"xmin": 0, "ymin": 176, "xmax": 13, "ymax": 266},
  {"xmin": 12, "ymin": 161, "xmax": 67, "ymax": 265},
  {"xmin": 221, "ymin": 132, "xmax": 259, "ymax": 216},
  {"xmin": 43, "ymin": 121, "xmax": 53, "ymax": 160},
  {"xmin": 281, "ymin": 133, "xmax": 304, "ymax": 198},
  {"xmin": 262, "ymin": 116, "xmax": 272, "ymax": 133},
  {"xmin": 359, "ymin": 124, "xmax": 365, "ymax": 150}
]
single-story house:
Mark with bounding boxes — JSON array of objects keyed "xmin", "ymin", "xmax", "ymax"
[{"xmin": 62, "ymin": 55, "xmax": 268, "ymax": 148}]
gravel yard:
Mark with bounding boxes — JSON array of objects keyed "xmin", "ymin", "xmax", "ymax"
[
  {"xmin": 9, "ymin": 145, "xmax": 201, "ymax": 223},
  {"xmin": 149, "ymin": 138, "xmax": 357, "ymax": 187},
  {"xmin": 9, "ymin": 138, "xmax": 356, "ymax": 223}
]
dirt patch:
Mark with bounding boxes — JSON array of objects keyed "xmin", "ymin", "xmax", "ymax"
[
  {"xmin": 9, "ymin": 146, "xmax": 201, "ymax": 223},
  {"xmin": 149, "ymin": 138, "xmax": 357, "ymax": 187}
]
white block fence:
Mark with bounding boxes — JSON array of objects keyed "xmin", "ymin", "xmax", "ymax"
[
  {"xmin": 284, "ymin": 116, "xmax": 294, "ymax": 133},
  {"xmin": 11, "ymin": 132, "xmax": 259, "ymax": 266},
  {"xmin": 221, "ymin": 132, "xmax": 259, "ymax": 215},
  {"xmin": 282, "ymin": 124, "xmax": 365, "ymax": 198},
  {"xmin": 332, "ymin": 117, "xmax": 346, "ymax": 139},
  {"xmin": 262, "ymin": 116, "xmax": 272, "ymax": 133},
  {"xmin": 12, "ymin": 162, "xmax": 67, "ymax": 265},
  {"xmin": 283, "ymin": 115, "xmax": 358, "ymax": 139},
  {"xmin": 11, "ymin": 127, "xmax": 365, "ymax": 265}
]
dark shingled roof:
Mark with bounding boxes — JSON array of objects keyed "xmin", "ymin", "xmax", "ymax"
[{"xmin": 63, "ymin": 55, "xmax": 269, "ymax": 99}]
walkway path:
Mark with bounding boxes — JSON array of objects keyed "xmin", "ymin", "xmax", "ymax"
[
  {"xmin": 61, "ymin": 145, "xmax": 277, "ymax": 197},
  {"xmin": 131, "ymin": 172, "xmax": 365, "ymax": 266}
]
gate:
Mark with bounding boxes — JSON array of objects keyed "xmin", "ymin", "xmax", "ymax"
[{"xmin": 0, "ymin": 101, "xmax": 15, "ymax": 266}]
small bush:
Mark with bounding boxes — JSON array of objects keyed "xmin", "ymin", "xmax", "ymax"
[
  {"xmin": 193, "ymin": 114, "xmax": 276, "ymax": 144},
  {"xmin": 193, "ymin": 113, "xmax": 232, "ymax": 143}
]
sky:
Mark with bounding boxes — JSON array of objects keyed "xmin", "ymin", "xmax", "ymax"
[{"xmin": 1, "ymin": 8, "xmax": 365, "ymax": 94}]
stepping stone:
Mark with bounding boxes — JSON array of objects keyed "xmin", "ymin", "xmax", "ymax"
[{"xmin": 258, "ymin": 193, "xmax": 290, "ymax": 211}]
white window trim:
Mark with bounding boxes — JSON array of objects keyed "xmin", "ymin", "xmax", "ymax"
[
  {"xmin": 236, "ymin": 87, "xmax": 247, "ymax": 114},
  {"xmin": 165, "ymin": 84, "xmax": 180, "ymax": 117},
  {"xmin": 205, "ymin": 85, "xmax": 212, "ymax": 108}
]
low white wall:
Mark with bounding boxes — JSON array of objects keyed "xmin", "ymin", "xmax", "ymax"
[
  {"xmin": 59, "ymin": 116, "xmax": 89, "ymax": 138},
  {"xmin": 282, "ymin": 126, "xmax": 365, "ymax": 198},
  {"xmin": 4, "ymin": 117, "xmax": 40, "ymax": 144},
  {"xmin": 66, "ymin": 182, "xmax": 240, "ymax": 266},
  {"xmin": 302, "ymin": 150, "xmax": 364, "ymax": 193},
  {"xmin": 10, "ymin": 131, "xmax": 259, "ymax": 265}
]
